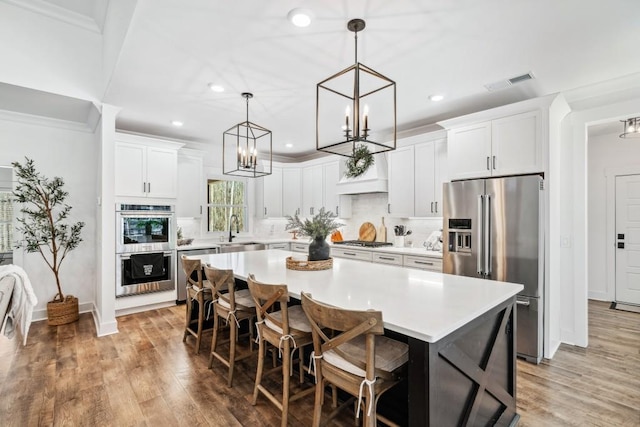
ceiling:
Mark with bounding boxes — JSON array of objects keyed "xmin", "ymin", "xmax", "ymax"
[{"xmin": 6, "ymin": 0, "xmax": 640, "ymax": 158}]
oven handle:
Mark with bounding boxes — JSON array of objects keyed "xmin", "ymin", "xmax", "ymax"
[
  {"xmin": 118, "ymin": 213, "xmax": 174, "ymax": 218},
  {"xmin": 118, "ymin": 251, "xmax": 173, "ymax": 260}
]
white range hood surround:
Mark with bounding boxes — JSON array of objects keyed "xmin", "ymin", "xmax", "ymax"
[{"xmin": 336, "ymin": 153, "xmax": 388, "ymax": 195}]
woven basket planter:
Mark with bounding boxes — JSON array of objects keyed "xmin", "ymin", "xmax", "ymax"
[{"xmin": 47, "ymin": 295, "xmax": 79, "ymax": 326}]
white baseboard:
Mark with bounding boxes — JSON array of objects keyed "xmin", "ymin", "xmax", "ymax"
[
  {"xmin": 31, "ymin": 301, "xmax": 95, "ymax": 322},
  {"xmin": 588, "ymin": 291, "xmax": 612, "ymax": 301},
  {"xmin": 92, "ymin": 304, "xmax": 118, "ymax": 337},
  {"xmin": 116, "ymin": 300, "xmax": 175, "ymax": 317}
]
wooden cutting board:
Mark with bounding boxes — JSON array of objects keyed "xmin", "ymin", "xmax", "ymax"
[
  {"xmin": 377, "ymin": 217, "xmax": 387, "ymax": 243},
  {"xmin": 359, "ymin": 222, "xmax": 376, "ymax": 242}
]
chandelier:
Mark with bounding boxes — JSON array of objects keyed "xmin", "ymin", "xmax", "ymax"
[
  {"xmin": 316, "ymin": 19, "xmax": 396, "ymax": 157},
  {"xmin": 223, "ymin": 92, "xmax": 272, "ymax": 177},
  {"xmin": 620, "ymin": 117, "xmax": 640, "ymax": 139}
]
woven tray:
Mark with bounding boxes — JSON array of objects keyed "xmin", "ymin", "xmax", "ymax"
[{"xmin": 286, "ymin": 256, "xmax": 333, "ymax": 271}]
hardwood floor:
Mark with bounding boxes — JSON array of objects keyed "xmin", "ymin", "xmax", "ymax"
[{"xmin": 0, "ymin": 300, "xmax": 638, "ymax": 426}]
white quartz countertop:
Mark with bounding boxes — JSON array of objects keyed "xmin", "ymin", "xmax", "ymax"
[
  {"xmin": 177, "ymin": 238, "xmax": 442, "ymax": 258},
  {"xmin": 190, "ymin": 249, "xmax": 522, "ymax": 343}
]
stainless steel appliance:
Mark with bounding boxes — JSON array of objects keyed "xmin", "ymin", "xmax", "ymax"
[
  {"xmin": 443, "ymin": 175, "xmax": 544, "ymax": 363},
  {"xmin": 116, "ymin": 204, "xmax": 176, "ymax": 297},
  {"xmin": 116, "ymin": 204, "xmax": 175, "ymax": 253},
  {"xmin": 176, "ymin": 247, "xmax": 219, "ymax": 303}
]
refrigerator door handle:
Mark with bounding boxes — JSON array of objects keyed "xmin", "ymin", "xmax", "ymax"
[
  {"xmin": 484, "ymin": 194, "xmax": 491, "ymax": 276},
  {"xmin": 516, "ymin": 299, "xmax": 531, "ymax": 306},
  {"xmin": 477, "ymin": 194, "xmax": 484, "ymax": 274}
]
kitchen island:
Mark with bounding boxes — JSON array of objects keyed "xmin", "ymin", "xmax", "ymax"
[{"xmin": 191, "ymin": 249, "xmax": 523, "ymax": 426}]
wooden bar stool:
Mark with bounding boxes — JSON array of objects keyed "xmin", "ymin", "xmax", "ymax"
[
  {"xmin": 247, "ymin": 274, "xmax": 315, "ymax": 427},
  {"xmin": 181, "ymin": 255, "xmax": 214, "ymax": 355},
  {"xmin": 301, "ymin": 292, "xmax": 409, "ymax": 427},
  {"xmin": 203, "ymin": 264, "xmax": 255, "ymax": 387}
]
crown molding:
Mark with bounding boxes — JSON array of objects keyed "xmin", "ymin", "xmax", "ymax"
[
  {"xmin": 0, "ymin": 108, "xmax": 97, "ymax": 133},
  {"xmin": 2, "ymin": 0, "xmax": 102, "ymax": 33}
]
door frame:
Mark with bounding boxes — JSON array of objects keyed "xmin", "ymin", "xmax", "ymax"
[{"xmin": 605, "ymin": 166, "xmax": 640, "ymax": 302}]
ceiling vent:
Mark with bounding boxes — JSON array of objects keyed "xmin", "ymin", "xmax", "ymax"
[{"xmin": 485, "ymin": 72, "xmax": 535, "ymax": 92}]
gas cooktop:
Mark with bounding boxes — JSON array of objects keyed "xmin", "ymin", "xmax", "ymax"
[{"xmin": 333, "ymin": 240, "xmax": 393, "ymax": 248}]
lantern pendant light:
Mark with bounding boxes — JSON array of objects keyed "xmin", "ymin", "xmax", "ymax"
[
  {"xmin": 223, "ymin": 92, "xmax": 272, "ymax": 177},
  {"xmin": 316, "ymin": 18, "xmax": 396, "ymax": 157}
]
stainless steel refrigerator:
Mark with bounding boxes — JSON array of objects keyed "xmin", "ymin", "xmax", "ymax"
[{"xmin": 443, "ymin": 174, "xmax": 543, "ymax": 363}]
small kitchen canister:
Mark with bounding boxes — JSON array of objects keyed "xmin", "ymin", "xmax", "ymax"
[{"xmin": 394, "ymin": 236, "xmax": 405, "ymax": 247}]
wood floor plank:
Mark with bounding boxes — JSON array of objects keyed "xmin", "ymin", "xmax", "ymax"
[{"xmin": 0, "ymin": 299, "xmax": 637, "ymax": 426}]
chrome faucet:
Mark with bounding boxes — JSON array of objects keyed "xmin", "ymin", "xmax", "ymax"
[{"xmin": 229, "ymin": 214, "xmax": 240, "ymax": 242}]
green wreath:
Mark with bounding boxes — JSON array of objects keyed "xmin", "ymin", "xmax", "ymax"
[{"xmin": 345, "ymin": 145, "xmax": 374, "ymax": 178}]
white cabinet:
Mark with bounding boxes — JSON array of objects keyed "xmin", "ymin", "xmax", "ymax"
[
  {"xmin": 331, "ymin": 247, "xmax": 372, "ymax": 262},
  {"xmin": 403, "ymin": 255, "xmax": 442, "ymax": 272},
  {"xmin": 267, "ymin": 242, "xmax": 289, "ymax": 250},
  {"xmin": 491, "ymin": 110, "xmax": 542, "ymax": 176},
  {"xmin": 372, "ymin": 252, "xmax": 403, "ymax": 266},
  {"xmin": 256, "ymin": 167, "xmax": 283, "ymax": 218},
  {"xmin": 176, "ymin": 151, "xmax": 204, "ymax": 218},
  {"xmin": 114, "ymin": 135, "xmax": 182, "ymax": 199},
  {"xmin": 447, "ymin": 110, "xmax": 542, "ymax": 181},
  {"xmin": 415, "ymin": 139, "xmax": 448, "ymax": 217},
  {"xmin": 323, "ymin": 162, "xmax": 352, "ymax": 218},
  {"xmin": 256, "ymin": 167, "xmax": 302, "ymax": 218},
  {"xmin": 290, "ymin": 242, "xmax": 309, "ymax": 253},
  {"xmin": 282, "ymin": 168, "xmax": 302, "ymax": 217},
  {"xmin": 388, "ymin": 138, "xmax": 448, "ymax": 218},
  {"xmin": 302, "ymin": 165, "xmax": 323, "ymax": 216},
  {"xmin": 387, "ymin": 146, "xmax": 415, "ymax": 217},
  {"xmin": 302, "ymin": 162, "xmax": 351, "ymax": 218}
]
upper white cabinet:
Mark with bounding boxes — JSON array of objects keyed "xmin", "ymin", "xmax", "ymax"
[
  {"xmin": 176, "ymin": 150, "xmax": 204, "ymax": 218},
  {"xmin": 491, "ymin": 110, "xmax": 542, "ymax": 176},
  {"xmin": 255, "ymin": 167, "xmax": 302, "ymax": 218},
  {"xmin": 387, "ymin": 136, "xmax": 448, "ymax": 218},
  {"xmin": 300, "ymin": 161, "xmax": 351, "ymax": 218},
  {"xmin": 387, "ymin": 146, "xmax": 415, "ymax": 217},
  {"xmin": 323, "ymin": 161, "xmax": 352, "ymax": 218},
  {"xmin": 282, "ymin": 168, "xmax": 302, "ymax": 217},
  {"xmin": 302, "ymin": 165, "xmax": 324, "ymax": 216},
  {"xmin": 255, "ymin": 167, "xmax": 283, "ymax": 218},
  {"xmin": 445, "ymin": 110, "xmax": 542, "ymax": 181},
  {"xmin": 415, "ymin": 139, "xmax": 448, "ymax": 217},
  {"xmin": 114, "ymin": 134, "xmax": 183, "ymax": 199}
]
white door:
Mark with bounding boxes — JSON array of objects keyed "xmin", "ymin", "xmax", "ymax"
[{"xmin": 615, "ymin": 174, "xmax": 640, "ymax": 305}]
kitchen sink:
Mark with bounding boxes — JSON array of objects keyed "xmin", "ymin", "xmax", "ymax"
[{"xmin": 218, "ymin": 242, "xmax": 266, "ymax": 253}]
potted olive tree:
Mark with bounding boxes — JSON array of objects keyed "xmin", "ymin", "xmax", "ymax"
[
  {"xmin": 286, "ymin": 208, "xmax": 342, "ymax": 261},
  {"xmin": 12, "ymin": 158, "xmax": 85, "ymax": 325}
]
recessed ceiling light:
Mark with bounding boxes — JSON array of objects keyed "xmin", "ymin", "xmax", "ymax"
[
  {"xmin": 285, "ymin": 143, "xmax": 293, "ymax": 148},
  {"xmin": 171, "ymin": 120, "xmax": 183, "ymax": 127},
  {"xmin": 208, "ymin": 83, "xmax": 225, "ymax": 92},
  {"xmin": 287, "ymin": 8, "xmax": 313, "ymax": 27},
  {"xmin": 429, "ymin": 94, "xmax": 444, "ymax": 102}
]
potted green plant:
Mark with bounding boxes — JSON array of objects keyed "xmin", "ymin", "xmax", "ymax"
[
  {"xmin": 286, "ymin": 207, "xmax": 342, "ymax": 261},
  {"xmin": 12, "ymin": 158, "xmax": 85, "ymax": 326}
]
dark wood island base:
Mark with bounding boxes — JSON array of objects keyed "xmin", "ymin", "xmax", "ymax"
[{"xmin": 406, "ymin": 296, "xmax": 518, "ymax": 426}]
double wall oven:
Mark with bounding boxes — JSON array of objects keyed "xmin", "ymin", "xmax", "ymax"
[{"xmin": 116, "ymin": 204, "xmax": 176, "ymax": 297}]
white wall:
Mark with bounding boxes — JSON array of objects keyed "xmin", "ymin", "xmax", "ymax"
[
  {"xmin": 0, "ymin": 118, "xmax": 99, "ymax": 320},
  {"xmin": 587, "ymin": 130, "xmax": 640, "ymax": 301},
  {"xmin": 0, "ymin": 2, "xmax": 101, "ymax": 101}
]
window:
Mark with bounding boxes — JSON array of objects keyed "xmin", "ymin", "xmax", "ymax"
[{"xmin": 207, "ymin": 179, "xmax": 246, "ymax": 232}]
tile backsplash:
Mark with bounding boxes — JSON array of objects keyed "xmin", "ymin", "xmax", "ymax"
[{"xmin": 255, "ymin": 193, "xmax": 443, "ymax": 250}]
